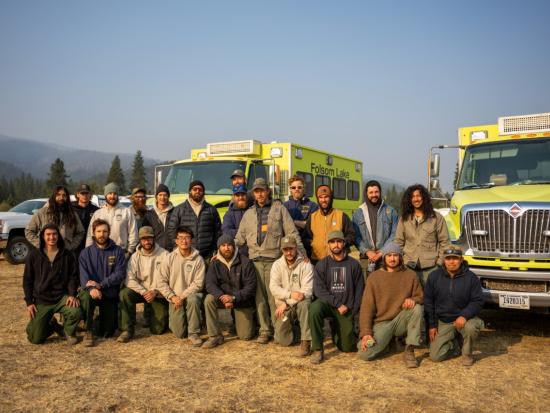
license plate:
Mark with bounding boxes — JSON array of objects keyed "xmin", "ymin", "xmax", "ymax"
[{"xmin": 498, "ymin": 293, "xmax": 530, "ymax": 310}]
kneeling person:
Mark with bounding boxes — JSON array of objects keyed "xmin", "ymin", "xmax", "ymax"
[
  {"xmin": 118, "ymin": 226, "xmax": 169, "ymax": 342},
  {"xmin": 425, "ymin": 247, "xmax": 484, "ymax": 367},
  {"xmin": 270, "ymin": 236, "xmax": 314, "ymax": 356},
  {"xmin": 357, "ymin": 243, "xmax": 424, "ymax": 368},
  {"xmin": 23, "ymin": 224, "xmax": 82, "ymax": 345},
  {"xmin": 79, "ymin": 219, "xmax": 127, "ymax": 346},
  {"xmin": 203, "ymin": 235, "xmax": 257, "ymax": 348},
  {"xmin": 157, "ymin": 226, "xmax": 205, "ymax": 347}
]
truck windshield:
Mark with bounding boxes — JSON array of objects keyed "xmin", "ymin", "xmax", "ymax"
[
  {"xmin": 164, "ymin": 161, "xmax": 247, "ymax": 195},
  {"xmin": 457, "ymin": 138, "xmax": 550, "ymax": 189}
]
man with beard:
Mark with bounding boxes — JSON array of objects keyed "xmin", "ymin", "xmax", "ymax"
[
  {"xmin": 222, "ymin": 184, "xmax": 249, "ymax": 256},
  {"xmin": 157, "ymin": 226, "xmax": 205, "ymax": 347},
  {"xmin": 26, "ymin": 185, "xmax": 85, "ymax": 253},
  {"xmin": 270, "ymin": 236, "xmax": 314, "ymax": 356},
  {"xmin": 352, "ymin": 180, "xmax": 398, "ymax": 275},
  {"xmin": 357, "ymin": 243, "xmax": 424, "ymax": 368},
  {"xmin": 202, "ymin": 234, "xmax": 257, "ymax": 348},
  {"xmin": 303, "ymin": 185, "xmax": 354, "ymax": 264},
  {"xmin": 425, "ymin": 247, "xmax": 485, "ymax": 367},
  {"xmin": 235, "ymin": 178, "xmax": 305, "ymax": 344},
  {"xmin": 23, "ymin": 223, "xmax": 82, "ymax": 345},
  {"xmin": 118, "ymin": 226, "xmax": 169, "ymax": 343},
  {"xmin": 143, "ymin": 184, "xmax": 175, "ymax": 251},
  {"xmin": 166, "ymin": 180, "xmax": 221, "ymax": 262},
  {"xmin": 79, "ymin": 219, "xmax": 127, "ymax": 346},
  {"xmin": 308, "ymin": 231, "xmax": 364, "ymax": 364},
  {"xmin": 130, "ymin": 187, "xmax": 148, "ymax": 229},
  {"xmin": 86, "ymin": 182, "xmax": 138, "ymax": 258},
  {"xmin": 71, "ymin": 184, "xmax": 99, "ymax": 255},
  {"xmin": 283, "ymin": 175, "xmax": 318, "ymax": 244}
]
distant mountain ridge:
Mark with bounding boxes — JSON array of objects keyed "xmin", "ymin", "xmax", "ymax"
[{"xmin": 0, "ymin": 134, "xmax": 160, "ymax": 181}]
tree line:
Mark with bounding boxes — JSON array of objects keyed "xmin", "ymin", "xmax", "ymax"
[{"xmin": 0, "ymin": 151, "xmax": 148, "ymax": 211}]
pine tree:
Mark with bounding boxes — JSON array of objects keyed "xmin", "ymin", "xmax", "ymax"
[
  {"xmin": 130, "ymin": 150, "xmax": 147, "ymax": 191},
  {"xmin": 46, "ymin": 158, "xmax": 69, "ymax": 188},
  {"xmin": 106, "ymin": 155, "xmax": 126, "ymax": 193}
]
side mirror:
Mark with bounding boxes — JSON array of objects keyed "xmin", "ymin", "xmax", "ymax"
[
  {"xmin": 430, "ymin": 153, "xmax": 440, "ymax": 178},
  {"xmin": 31, "ymin": 209, "xmax": 39, "ymax": 215},
  {"xmin": 430, "ymin": 178, "xmax": 439, "ymax": 192}
]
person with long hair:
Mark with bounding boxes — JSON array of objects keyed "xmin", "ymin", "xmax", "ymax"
[
  {"xmin": 25, "ymin": 185, "xmax": 85, "ymax": 252},
  {"xmin": 395, "ymin": 184, "xmax": 450, "ymax": 286}
]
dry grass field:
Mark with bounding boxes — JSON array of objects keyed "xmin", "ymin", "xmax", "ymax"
[{"xmin": 1, "ymin": 258, "xmax": 549, "ymax": 413}]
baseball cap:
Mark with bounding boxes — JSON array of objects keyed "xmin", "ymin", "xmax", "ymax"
[
  {"xmin": 77, "ymin": 184, "xmax": 91, "ymax": 193},
  {"xmin": 443, "ymin": 247, "xmax": 463, "ymax": 258},
  {"xmin": 281, "ymin": 236, "xmax": 297, "ymax": 250},
  {"xmin": 230, "ymin": 169, "xmax": 245, "ymax": 179},
  {"xmin": 252, "ymin": 178, "xmax": 268, "ymax": 191},
  {"xmin": 138, "ymin": 226, "xmax": 154, "ymax": 239},
  {"xmin": 327, "ymin": 230, "xmax": 345, "ymax": 242},
  {"xmin": 232, "ymin": 184, "xmax": 247, "ymax": 194}
]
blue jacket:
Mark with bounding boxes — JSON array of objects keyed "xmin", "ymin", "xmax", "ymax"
[
  {"xmin": 424, "ymin": 263, "xmax": 484, "ymax": 328},
  {"xmin": 352, "ymin": 202, "xmax": 398, "ymax": 253},
  {"xmin": 283, "ymin": 197, "xmax": 319, "ymax": 222},
  {"xmin": 79, "ymin": 239, "xmax": 127, "ymax": 299},
  {"xmin": 222, "ymin": 203, "xmax": 248, "ymax": 256}
]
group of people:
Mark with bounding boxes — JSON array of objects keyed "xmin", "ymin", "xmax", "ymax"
[{"xmin": 22, "ymin": 171, "xmax": 485, "ymax": 367}]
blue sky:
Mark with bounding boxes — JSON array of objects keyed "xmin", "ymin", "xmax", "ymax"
[{"xmin": 1, "ymin": 0, "xmax": 549, "ymax": 190}]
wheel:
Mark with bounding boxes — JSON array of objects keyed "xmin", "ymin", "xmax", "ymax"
[{"xmin": 4, "ymin": 236, "xmax": 31, "ymax": 264}]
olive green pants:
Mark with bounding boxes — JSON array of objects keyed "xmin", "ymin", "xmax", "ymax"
[
  {"xmin": 274, "ymin": 299, "xmax": 311, "ymax": 346},
  {"xmin": 253, "ymin": 260, "xmax": 275, "ymax": 337},
  {"xmin": 26, "ymin": 296, "xmax": 82, "ymax": 344},
  {"xmin": 204, "ymin": 294, "xmax": 255, "ymax": 340},
  {"xmin": 308, "ymin": 299, "xmax": 356, "ymax": 352},
  {"xmin": 119, "ymin": 287, "xmax": 168, "ymax": 335},
  {"xmin": 168, "ymin": 293, "xmax": 203, "ymax": 338},
  {"xmin": 78, "ymin": 289, "xmax": 119, "ymax": 337},
  {"xmin": 430, "ymin": 317, "xmax": 484, "ymax": 361}
]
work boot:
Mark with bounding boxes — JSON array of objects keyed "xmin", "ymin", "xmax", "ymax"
[
  {"xmin": 66, "ymin": 335, "xmax": 79, "ymax": 345},
  {"xmin": 461, "ymin": 354, "xmax": 475, "ymax": 367},
  {"xmin": 403, "ymin": 345, "xmax": 418, "ymax": 368},
  {"xmin": 116, "ymin": 331, "xmax": 133, "ymax": 343},
  {"xmin": 83, "ymin": 331, "xmax": 95, "ymax": 347},
  {"xmin": 202, "ymin": 335, "xmax": 224, "ymax": 349},
  {"xmin": 256, "ymin": 333, "xmax": 271, "ymax": 344},
  {"xmin": 310, "ymin": 350, "xmax": 324, "ymax": 365},
  {"xmin": 298, "ymin": 340, "xmax": 311, "ymax": 357},
  {"xmin": 189, "ymin": 334, "xmax": 203, "ymax": 347},
  {"xmin": 51, "ymin": 319, "xmax": 65, "ymax": 338}
]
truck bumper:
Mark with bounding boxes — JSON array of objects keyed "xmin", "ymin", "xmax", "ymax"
[{"xmin": 471, "ymin": 267, "xmax": 550, "ymax": 308}]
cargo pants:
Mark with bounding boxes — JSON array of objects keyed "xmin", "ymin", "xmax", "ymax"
[
  {"xmin": 308, "ymin": 299, "xmax": 356, "ymax": 352},
  {"xmin": 204, "ymin": 294, "xmax": 255, "ymax": 340},
  {"xmin": 26, "ymin": 296, "xmax": 82, "ymax": 344},
  {"xmin": 119, "ymin": 287, "xmax": 169, "ymax": 335},
  {"xmin": 168, "ymin": 293, "xmax": 203, "ymax": 338},
  {"xmin": 274, "ymin": 299, "xmax": 311, "ymax": 346},
  {"xmin": 78, "ymin": 289, "xmax": 119, "ymax": 337},
  {"xmin": 430, "ymin": 317, "xmax": 485, "ymax": 361},
  {"xmin": 253, "ymin": 260, "xmax": 275, "ymax": 337}
]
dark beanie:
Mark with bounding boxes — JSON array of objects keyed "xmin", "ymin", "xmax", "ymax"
[
  {"xmin": 156, "ymin": 183, "xmax": 170, "ymax": 196},
  {"xmin": 188, "ymin": 180, "xmax": 205, "ymax": 192},
  {"xmin": 217, "ymin": 234, "xmax": 235, "ymax": 248}
]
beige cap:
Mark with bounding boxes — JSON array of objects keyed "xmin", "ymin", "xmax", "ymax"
[{"xmin": 138, "ymin": 226, "xmax": 154, "ymax": 239}]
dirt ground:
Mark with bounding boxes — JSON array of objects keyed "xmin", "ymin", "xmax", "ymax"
[{"xmin": 1, "ymin": 259, "xmax": 548, "ymax": 413}]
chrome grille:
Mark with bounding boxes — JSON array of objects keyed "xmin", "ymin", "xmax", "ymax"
[{"xmin": 464, "ymin": 209, "xmax": 550, "ymax": 254}]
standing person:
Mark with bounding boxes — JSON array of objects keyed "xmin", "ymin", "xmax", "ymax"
[
  {"xmin": 25, "ymin": 185, "xmax": 85, "ymax": 253},
  {"xmin": 303, "ymin": 185, "xmax": 354, "ymax": 264},
  {"xmin": 425, "ymin": 247, "xmax": 485, "ymax": 367},
  {"xmin": 23, "ymin": 223, "xmax": 82, "ymax": 345},
  {"xmin": 269, "ymin": 236, "xmax": 314, "ymax": 356},
  {"xmin": 235, "ymin": 177, "xmax": 306, "ymax": 344},
  {"xmin": 357, "ymin": 243, "xmax": 424, "ymax": 367},
  {"xmin": 222, "ymin": 184, "xmax": 249, "ymax": 256},
  {"xmin": 79, "ymin": 219, "xmax": 127, "ymax": 346},
  {"xmin": 308, "ymin": 231, "xmax": 364, "ymax": 364},
  {"xmin": 230, "ymin": 169, "xmax": 254, "ymax": 207},
  {"xmin": 71, "ymin": 184, "xmax": 99, "ymax": 255},
  {"xmin": 130, "ymin": 187, "xmax": 148, "ymax": 229},
  {"xmin": 86, "ymin": 183, "xmax": 138, "ymax": 258},
  {"xmin": 143, "ymin": 184, "xmax": 175, "ymax": 251},
  {"xmin": 353, "ymin": 180, "xmax": 399, "ymax": 275},
  {"xmin": 202, "ymin": 234, "xmax": 257, "ymax": 348},
  {"xmin": 283, "ymin": 175, "xmax": 318, "ymax": 242},
  {"xmin": 166, "ymin": 180, "xmax": 221, "ymax": 263},
  {"xmin": 157, "ymin": 226, "xmax": 205, "ymax": 347},
  {"xmin": 395, "ymin": 184, "xmax": 451, "ymax": 287},
  {"xmin": 118, "ymin": 226, "xmax": 169, "ymax": 343}
]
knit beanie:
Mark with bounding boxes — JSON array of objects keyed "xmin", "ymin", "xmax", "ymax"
[
  {"xmin": 381, "ymin": 242, "xmax": 402, "ymax": 257},
  {"xmin": 188, "ymin": 180, "xmax": 205, "ymax": 192},
  {"xmin": 217, "ymin": 234, "xmax": 235, "ymax": 248},
  {"xmin": 104, "ymin": 182, "xmax": 120, "ymax": 196},
  {"xmin": 156, "ymin": 183, "xmax": 170, "ymax": 196}
]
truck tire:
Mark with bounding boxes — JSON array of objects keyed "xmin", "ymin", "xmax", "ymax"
[{"xmin": 4, "ymin": 236, "xmax": 32, "ymax": 265}]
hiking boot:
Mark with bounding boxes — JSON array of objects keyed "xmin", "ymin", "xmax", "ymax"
[
  {"xmin": 83, "ymin": 331, "xmax": 95, "ymax": 347},
  {"xmin": 461, "ymin": 354, "xmax": 475, "ymax": 367},
  {"xmin": 403, "ymin": 345, "xmax": 418, "ymax": 368},
  {"xmin": 51, "ymin": 319, "xmax": 65, "ymax": 338},
  {"xmin": 310, "ymin": 350, "xmax": 324, "ymax": 365},
  {"xmin": 66, "ymin": 335, "xmax": 79, "ymax": 345},
  {"xmin": 256, "ymin": 333, "xmax": 271, "ymax": 344},
  {"xmin": 189, "ymin": 334, "xmax": 203, "ymax": 347},
  {"xmin": 202, "ymin": 335, "xmax": 224, "ymax": 349},
  {"xmin": 298, "ymin": 340, "xmax": 311, "ymax": 357},
  {"xmin": 116, "ymin": 331, "xmax": 133, "ymax": 343}
]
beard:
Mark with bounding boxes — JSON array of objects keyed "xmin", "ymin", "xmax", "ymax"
[
  {"xmin": 95, "ymin": 235, "xmax": 109, "ymax": 246},
  {"xmin": 367, "ymin": 196, "xmax": 381, "ymax": 206},
  {"xmin": 107, "ymin": 197, "xmax": 118, "ymax": 207},
  {"xmin": 190, "ymin": 192, "xmax": 204, "ymax": 203},
  {"xmin": 220, "ymin": 249, "xmax": 234, "ymax": 261}
]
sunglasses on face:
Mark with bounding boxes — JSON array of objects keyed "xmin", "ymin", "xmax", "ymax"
[{"xmin": 290, "ymin": 186, "xmax": 303, "ymax": 190}]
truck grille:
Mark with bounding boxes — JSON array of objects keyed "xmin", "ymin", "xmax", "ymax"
[{"xmin": 464, "ymin": 209, "xmax": 550, "ymax": 254}]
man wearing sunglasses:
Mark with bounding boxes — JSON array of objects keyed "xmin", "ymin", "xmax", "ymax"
[
  {"xmin": 283, "ymin": 175, "xmax": 318, "ymax": 242},
  {"xmin": 424, "ymin": 247, "xmax": 485, "ymax": 367}
]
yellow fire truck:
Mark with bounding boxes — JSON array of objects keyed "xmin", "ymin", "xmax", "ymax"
[
  {"xmin": 154, "ymin": 140, "xmax": 363, "ymax": 217},
  {"xmin": 430, "ymin": 112, "xmax": 550, "ymax": 310}
]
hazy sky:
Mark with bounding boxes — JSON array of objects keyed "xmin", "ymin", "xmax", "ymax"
[{"xmin": 1, "ymin": 1, "xmax": 550, "ymax": 190}]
